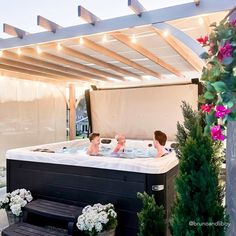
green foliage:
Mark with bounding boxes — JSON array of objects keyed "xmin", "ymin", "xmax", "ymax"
[
  {"xmin": 199, "ymin": 16, "xmax": 236, "ymax": 139},
  {"xmin": 170, "ymin": 103, "xmax": 228, "ymax": 236},
  {"xmin": 137, "ymin": 192, "xmax": 165, "ymax": 236}
]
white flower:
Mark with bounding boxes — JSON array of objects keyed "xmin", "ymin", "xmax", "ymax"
[
  {"xmin": 11, "ymin": 189, "xmax": 20, "ymax": 197},
  {"xmin": 105, "ymin": 203, "xmax": 114, "ymax": 209},
  {"xmin": 98, "ymin": 211, "xmax": 109, "ymax": 224},
  {"xmin": 82, "ymin": 205, "xmax": 92, "ymax": 214},
  {"xmin": 19, "ymin": 189, "xmax": 27, "ymax": 198},
  {"xmin": 25, "ymin": 194, "xmax": 33, "ymax": 202},
  {"xmin": 1, "ymin": 195, "xmax": 10, "ymax": 204},
  {"xmin": 95, "ymin": 222, "xmax": 103, "ymax": 232},
  {"xmin": 10, "ymin": 204, "xmax": 22, "ymax": 216},
  {"xmin": 77, "ymin": 203, "xmax": 117, "ymax": 234},
  {"xmin": 108, "ymin": 209, "xmax": 117, "ymax": 218},
  {"xmin": 1, "ymin": 189, "xmax": 33, "ymax": 215}
]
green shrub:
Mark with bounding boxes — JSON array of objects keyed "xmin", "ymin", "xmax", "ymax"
[
  {"xmin": 170, "ymin": 102, "xmax": 227, "ymax": 236},
  {"xmin": 137, "ymin": 192, "xmax": 165, "ymax": 236}
]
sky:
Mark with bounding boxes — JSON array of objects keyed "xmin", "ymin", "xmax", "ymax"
[{"xmin": 0, "ymin": 0, "xmax": 192, "ymax": 39}]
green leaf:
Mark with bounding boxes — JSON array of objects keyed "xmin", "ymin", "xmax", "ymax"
[
  {"xmin": 204, "ymin": 91, "xmax": 215, "ymax": 100},
  {"xmin": 206, "ymin": 113, "xmax": 216, "ymax": 125},
  {"xmin": 233, "ymin": 67, "xmax": 236, "ymax": 76},
  {"xmin": 222, "ymin": 57, "xmax": 233, "ymax": 66},
  {"xmin": 206, "ymin": 82, "xmax": 215, "ymax": 92},
  {"xmin": 212, "ymin": 81, "xmax": 227, "ymax": 92},
  {"xmin": 198, "ymin": 95, "xmax": 206, "ymax": 104},
  {"xmin": 226, "ymin": 100, "xmax": 234, "ymax": 108},
  {"xmin": 228, "ymin": 112, "xmax": 236, "ymax": 121},
  {"xmin": 200, "ymin": 52, "xmax": 209, "ymax": 59},
  {"xmin": 204, "ymin": 125, "xmax": 210, "ymax": 135},
  {"xmin": 231, "ymin": 41, "xmax": 236, "ymax": 47}
]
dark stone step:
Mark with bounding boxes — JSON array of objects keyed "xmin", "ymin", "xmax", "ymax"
[{"xmin": 2, "ymin": 222, "xmax": 68, "ymax": 236}]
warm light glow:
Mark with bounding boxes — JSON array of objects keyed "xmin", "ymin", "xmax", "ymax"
[
  {"xmin": 131, "ymin": 34, "xmax": 137, "ymax": 43},
  {"xmin": 80, "ymin": 37, "xmax": 84, "ymax": 45},
  {"xmin": 102, "ymin": 34, "xmax": 108, "ymax": 43},
  {"xmin": 124, "ymin": 76, "xmax": 140, "ymax": 82},
  {"xmin": 17, "ymin": 48, "xmax": 22, "ymax": 56},
  {"xmin": 0, "ymin": 51, "xmax": 3, "ymax": 57},
  {"xmin": 36, "ymin": 46, "xmax": 42, "ymax": 54},
  {"xmin": 198, "ymin": 17, "xmax": 204, "ymax": 25},
  {"xmin": 142, "ymin": 75, "xmax": 155, "ymax": 81},
  {"xmin": 57, "ymin": 43, "xmax": 62, "ymax": 51},
  {"xmin": 107, "ymin": 77, "xmax": 121, "ymax": 82},
  {"xmin": 163, "ymin": 30, "xmax": 169, "ymax": 37}
]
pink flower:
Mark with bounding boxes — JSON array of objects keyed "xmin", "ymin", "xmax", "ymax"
[
  {"xmin": 197, "ymin": 36, "xmax": 208, "ymax": 45},
  {"xmin": 218, "ymin": 41, "xmax": 233, "ymax": 61},
  {"xmin": 211, "ymin": 125, "xmax": 225, "ymax": 141},
  {"xmin": 201, "ymin": 104, "xmax": 214, "ymax": 113},
  {"xmin": 214, "ymin": 105, "xmax": 231, "ymax": 118},
  {"xmin": 229, "ymin": 19, "xmax": 236, "ymax": 27}
]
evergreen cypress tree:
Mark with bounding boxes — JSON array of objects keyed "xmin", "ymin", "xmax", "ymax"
[{"xmin": 170, "ymin": 102, "xmax": 227, "ymax": 236}]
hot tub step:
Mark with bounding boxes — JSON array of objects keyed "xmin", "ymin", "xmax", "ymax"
[
  {"xmin": 23, "ymin": 199, "xmax": 83, "ymax": 235},
  {"xmin": 2, "ymin": 222, "xmax": 68, "ymax": 236}
]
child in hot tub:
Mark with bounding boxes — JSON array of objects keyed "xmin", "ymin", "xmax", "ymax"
[
  {"xmin": 113, "ymin": 134, "xmax": 126, "ymax": 153},
  {"xmin": 153, "ymin": 130, "xmax": 168, "ymax": 158},
  {"xmin": 87, "ymin": 133, "xmax": 101, "ymax": 156}
]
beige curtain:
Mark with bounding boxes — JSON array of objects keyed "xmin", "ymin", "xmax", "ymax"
[{"xmin": 90, "ymin": 84, "xmax": 198, "ymax": 140}]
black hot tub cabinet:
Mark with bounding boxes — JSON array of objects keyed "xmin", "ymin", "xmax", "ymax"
[{"xmin": 6, "ymin": 139, "xmax": 178, "ymax": 236}]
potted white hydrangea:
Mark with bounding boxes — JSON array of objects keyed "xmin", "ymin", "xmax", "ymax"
[
  {"xmin": 0, "ymin": 188, "xmax": 33, "ymax": 224},
  {"xmin": 77, "ymin": 203, "xmax": 117, "ymax": 236}
]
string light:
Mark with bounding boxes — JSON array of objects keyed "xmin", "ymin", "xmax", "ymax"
[
  {"xmin": 198, "ymin": 17, "xmax": 204, "ymax": 25},
  {"xmin": 0, "ymin": 51, "xmax": 3, "ymax": 57},
  {"xmin": 36, "ymin": 46, "xmax": 42, "ymax": 54},
  {"xmin": 57, "ymin": 43, "xmax": 62, "ymax": 51},
  {"xmin": 163, "ymin": 30, "xmax": 169, "ymax": 37},
  {"xmin": 80, "ymin": 37, "xmax": 84, "ymax": 45},
  {"xmin": 17, "ymin": 48, "xmax": 22, "ymax": 56},
  {"xmin": 102, "ymin": 34, "xmax": 108, "ymax": 43},
  {"xmin": 131, "ymin": 34, "xmax": 137, "ymax": 43}
]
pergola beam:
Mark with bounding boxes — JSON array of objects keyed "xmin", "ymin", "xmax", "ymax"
[
  {"xmin": 37, "ymin": 15, "xmax": 62, "ymax": 33},
  {"xmin": 128, "ymin": 0, "xmax": 146, "ymax": 16},
  {"xmin": 3, "ymin": 23, "xmax": 28, "ymax": 39},
  {"xmin": 57, "ymin": 45, "xmax": 142, "ymax": 80},
  {"xmin": 78, "ymin": 6, "xmax": 100, "ymax": 25},
  {"xmin": 0, "ymin": 0, "xmax": 234, "ymax": 50},
  {"xmin": 153, "ymin": 28, "xmax": 205, "ymax": 72},
  {"xmin": 153, "ymin": 22, "xmax": 206, "ymax": 57},
  {"xmin": 15, "ymin": 47, "xmax": 124, "ymax": 81},
  {"xmin": 2, "ymin": 50, "xmax": 108, "ymax": 82},
  {"xmin": 0, "ymin": 63, "xmax": 70, "ymax": 81},
  {"xmin": 0, "ymin": 57, "xmax": 92, "ymax": 82},
  {"xmin": 81, "ymin": 37, "xmax": 164, "ymax": 79},
  {"xmin": 111, "ymin": 32, "xmax": 185, "ymax": 78}
]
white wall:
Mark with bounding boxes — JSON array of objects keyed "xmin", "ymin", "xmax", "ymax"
[
  {"xmin": 90, "ymin": 84, "xmax": 198, "ymax": 140},
  {"xmin": 0, "ymin": 77, "xmax": 66, "ymax": 166}
]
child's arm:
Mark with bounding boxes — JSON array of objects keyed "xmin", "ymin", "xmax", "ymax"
[
  {"xmin": 113, "ymin": 144, "xmax": 121, "ymax": 153},
  {"xmin": 86, "ymin": 145, "xmax": 92, "ymax": 155}
]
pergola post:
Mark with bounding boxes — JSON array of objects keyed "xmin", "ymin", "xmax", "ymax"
[
  {"xmin": 226, "ymin": 9, "xmax": 236, "ymax": 236},
  {"xmin": 69, "ymin": 84, "xmax": 76, "ymax": 140},
  {"xmin": 226, "ymin": 121, "xmax": 236, "ymax": 235}
]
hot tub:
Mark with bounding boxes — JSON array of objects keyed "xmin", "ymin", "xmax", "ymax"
[{"xmin": 6, "ymin": 139, "xmax": 178, "ymax": 236}]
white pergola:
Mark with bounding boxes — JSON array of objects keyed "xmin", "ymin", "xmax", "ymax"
[
  {"xmin": 0, "ymin": 0, "xmax": 235, "ymax": 140},
  {"xmin": 0, "ymin": 0, "xmax": 234, "ymax": 87}
]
